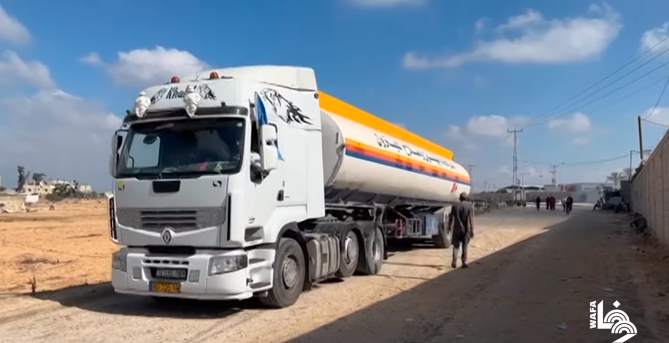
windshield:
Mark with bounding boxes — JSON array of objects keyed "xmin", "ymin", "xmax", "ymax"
[{"xmin": 117, "ymin": 118, "xmax": 245, "ymax": 178}]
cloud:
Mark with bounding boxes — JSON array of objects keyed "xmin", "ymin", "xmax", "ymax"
[
  {"xmin": 444, "ymin": 114, "xmax": 527, "ymax": 150},
  {"xmin": 640, "ymin": 106, "xmax": 669, "ymax": 126},
  {"xmin": 0, "ymin": 51, "xmax": 55, "ymax": 89},
  {"xmin": 403, "ymin": 3, "xmax": 621, "ymax": 69},
  {"xmin": 0, "ymin": 5, "xmax": 31, "ymax": 44},
  {"xmin": 343, "ymin": 0, "xmax": 427, "ymax": 8},
  {"xmin": 81, "ymin": 46, "xmax": 209, "ymax": 87},
  {"xmin": 0, "ymin": 52, "xmax": 121, "ymax": 189},
  {"xmin": 79, "ymin": 52, "xmax": 103, "ymax": 65},
  {"xmin": 547, "ymin": 112, "xmax": 591, "ymax": 133},
  {"xmin": 445, "ymin": 125, "xmax": 478, "ymax": 150},
  {"xmin": 639, "ymin": 23, "xmax": 669, "ymax": 53}
]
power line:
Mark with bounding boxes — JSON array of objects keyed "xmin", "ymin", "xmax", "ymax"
[
  {"xmin": 522, "ymin": 35, "xmax": 669, "ymax": 129},
  {"xmin": 641, "ymin": 118, "xmax": 669, "ymax": 128},
  {"xmin": 519, "ymin": 154, "xmax": 629, "ymax": 167},
  {"xmin": 641, "ymin": 76, "xmax": 669, "ymax": 120},
  {"xmin": 524, "ymin": 59, "xmax": 669, "ymax": 128},
  {"xmin": 584, "ymin": 75, "xmax": 669, "ymax": 116}
]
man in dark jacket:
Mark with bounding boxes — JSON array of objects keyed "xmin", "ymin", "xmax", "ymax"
[{"xmin": 449, "ymin": 192, "xmax": 475, "ymax": 268}]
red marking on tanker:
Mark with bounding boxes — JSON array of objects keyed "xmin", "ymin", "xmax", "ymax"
[
  {"xmin": 319, "ymin": 91, "xmax": 455, "ymax": 161},
  {"xmin": 345, "ymin": 139, "xmax": 470, "ymax": 185}
]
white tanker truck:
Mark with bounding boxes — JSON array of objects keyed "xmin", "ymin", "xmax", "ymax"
[{"xmin": 107, "ymin": 66, "xmax": 471, "ymax": 308}]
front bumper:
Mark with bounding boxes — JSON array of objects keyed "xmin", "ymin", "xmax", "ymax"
[{"xmin": 111, "ymin": 247, "xmax": 274, "ymax": 300}]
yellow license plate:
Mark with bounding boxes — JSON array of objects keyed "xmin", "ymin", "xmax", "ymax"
[{"xmin": 151, "ymin": 282, "xmax": 181, "ymax": 293}]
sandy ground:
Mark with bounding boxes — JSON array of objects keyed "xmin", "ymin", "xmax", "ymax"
[
  {"xmin": 0, "ymin": 207, "xmax": 668, "ymax": 343},
  {"xmin": 0, "ymin": 200, "xmax": 116, "ymax": 294}
]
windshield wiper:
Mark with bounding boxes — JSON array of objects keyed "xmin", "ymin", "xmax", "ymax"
[
  {"xmin": 160, "ymin": 170, "xmax": 223, "ymax": 179},
  {"xmin": 120, "ymin": 172, "xmax": 163, "ymax": 180}
]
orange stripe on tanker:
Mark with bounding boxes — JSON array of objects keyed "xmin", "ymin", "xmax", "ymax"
[{"xmin": 318, "ymin": 91, "xmax": 455, "ymax": 161}]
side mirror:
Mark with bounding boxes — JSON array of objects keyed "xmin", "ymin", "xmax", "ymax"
[
  {"xmin": 260, "ymin": 125, "xmax": 278, "ymax": 171},
  {"xmin": 110, "ymin": 131, "xmax": 125, "ymax": 177}
]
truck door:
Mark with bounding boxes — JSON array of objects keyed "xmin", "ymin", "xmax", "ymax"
[{"xmin": 244, "ymin": 94, "xmax": 285, "ymax": 240}]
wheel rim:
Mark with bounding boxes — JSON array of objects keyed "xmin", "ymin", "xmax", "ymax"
[
  {"xmin": 282, "ymin": 256, "xmax": 299, "ymax": 289},
  {"xmin": 344, "ymin": 232, "xmax": 359, "ymax": 265}
]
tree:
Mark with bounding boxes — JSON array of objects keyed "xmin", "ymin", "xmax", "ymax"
[
  {"xmin": 46, "ymin": 183, "xmax": 78, "ymax": 202},
  {"xmin": 621, "ymin": 167, "xmax": 633, "ymax": 180},
  {"xmin": 32, "ymin": 173, "xmax": 46, "ymax": 184},
  {"xmin": 606, "ymin": 171, "xmax": 622, "ymax": 188},
  {"xmin": 16, "ymin": 165, "xmax": 25, "ymax": 192}
]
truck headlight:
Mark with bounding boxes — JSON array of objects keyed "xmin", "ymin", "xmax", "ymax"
[
  {"xmin": 112, "ymin": 250, "xmax": 128, "ymax": 272},
  {"xmin": 208, "ymin": 255, "xmax": 248, "ymax": 275}
]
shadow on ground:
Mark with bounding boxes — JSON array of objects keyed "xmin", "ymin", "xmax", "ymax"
[
  {"xmin": 279, "ymin": 210, "xmax": 657, "ymax": 343},
  {"xmin": 27, "ymin": 281, "xmax": 259, "ymax": 320}
]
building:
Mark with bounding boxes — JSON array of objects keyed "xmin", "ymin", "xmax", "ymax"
[{"xmin": 22, "ymin": 179, "xmax": 94, "ymax": 195}]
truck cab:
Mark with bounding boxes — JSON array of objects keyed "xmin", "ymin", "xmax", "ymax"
[{"xmin": 109, "ymin": 66, "xmax": 361, "ymax": 308}]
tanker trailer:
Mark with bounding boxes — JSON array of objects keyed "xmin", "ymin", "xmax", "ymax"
[{"xmin": 107, "ymin": 65, "xmax": 471, "ymax": 308}]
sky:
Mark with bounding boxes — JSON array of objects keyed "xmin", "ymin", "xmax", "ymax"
[{"xmin": 1, "ymin": 0, "xmax": 669, "ymax": 192}]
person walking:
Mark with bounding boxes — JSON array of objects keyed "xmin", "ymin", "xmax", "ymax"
[
  {"xmin": 566, "ymin": 195, "xmax": 574, "ymax": 215},
  {"xmin": 535, "ymin": 196, "xmax": 541, "ymax": 211},
  {"xmin": 448, "ymin": 192, "xmax": 474, "ymax": 268}
]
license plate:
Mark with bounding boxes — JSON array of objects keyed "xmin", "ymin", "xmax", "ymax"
[
  {"xmin": 151, "ymin": 282, "xmax": 181, "ymax": 293},
  {"xmin": 155, "ymin": 268, "xmax": 187, "ymax": 279}
]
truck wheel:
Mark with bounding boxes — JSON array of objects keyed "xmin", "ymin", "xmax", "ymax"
[
  {"xmin": 261, "ymin": 238, "xmax": 305, "ymax": 308},
  {"xmin": 335, "ymin": 229, "xmax": 359, "ymax": 278},
  {"xmin": 432, "ymin": 228, "xmax": 451, "ymax": 249},
  {"xmin": 356, "ymin": 226, "xmax": 384, "ymax": 275}
]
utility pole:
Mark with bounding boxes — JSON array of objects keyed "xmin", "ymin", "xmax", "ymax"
[
  {"xmin": 466, "ymin": 164, "xmax": 475, "ymax": 192},
  {"xmin": 637, "ymin": 116, "xmax": 644, "ymax": 162},
  {"xmin": 508, "ymin": 128, "xmax": 523, "ymax": 201},
  {"xmin": 549, "ymin": 165, "xmax": 558, "ymax": 186}
]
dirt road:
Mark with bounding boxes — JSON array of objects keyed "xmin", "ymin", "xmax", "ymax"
[{"xmin": 1, "ymin": 208, "xmax": 668, "ymax": 343}]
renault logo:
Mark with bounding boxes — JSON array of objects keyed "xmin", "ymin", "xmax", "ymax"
[{"xmin": 161, "ymin": 228, "xmax": 173, "ymax": 244}]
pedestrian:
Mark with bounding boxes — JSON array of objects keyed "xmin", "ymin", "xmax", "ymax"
[
  {"xmin": 448, "ymin": 192, "xmax": 474, "ymax": 269},
  {"xmin": 550, "ymin": 196, "xmax": 556, "ymax": 211},
  {"xmin": 566, "ymin": 195, "xmax": 573, "ymax": 215},
  {"xmin": 546, "ymin": 196, "xmax": 550, "ymax": 210},
  {"xmin": 535, "ymin": 196, "xmax": 541, "ymax": 211}
]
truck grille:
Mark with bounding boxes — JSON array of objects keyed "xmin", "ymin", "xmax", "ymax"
[
  {"xmin": 140, "ymin": 210, "xmax": 198, "ymax": 230},
  {"xmin": 115, "ymin": 207, "xmax": 226, "ymax": 233}
]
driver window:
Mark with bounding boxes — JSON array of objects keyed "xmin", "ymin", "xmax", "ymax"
[{"xmin": 127, "ymin": 133, "xmax": 161, "ymax": 168}]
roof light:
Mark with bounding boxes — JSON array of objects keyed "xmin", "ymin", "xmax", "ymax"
[
  {"xmin": 134, "ymin": 92, "xmax": 151, "ymax": 117},
  {"xmin": 183, "ymin": 86, "xmax": 201, "ymax": 117},
  {"xmin": 170, "ymin": 76, "xmax": 180, "ymax": 83},
  {"xmin": 209, "ymin": 71, "xmax": 219, "ymax": 79}
]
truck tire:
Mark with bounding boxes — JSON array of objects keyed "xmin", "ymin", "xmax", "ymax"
[
  {"xmin": 432, "ymin": 227, "xmax": 451, "ymax": 249},
  {"xmin": 335, "ymin": 229, "xmax": 359, "ymax": 278},
  {"xmin": 261, "ymin": 238, "xmax": 305, "ymax": 308},
  {"xmin": 356, "ymin": 226, "xmax": 384, "ymax": 275}
]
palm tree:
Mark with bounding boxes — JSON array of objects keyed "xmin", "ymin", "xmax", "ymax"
[
  {"xmin": 622, "ymin": 167, "xmax": 634, "ymax": 180},
  {"xmin": 606, "ymin": 171, "xmax": 622, "ymax": 188}
]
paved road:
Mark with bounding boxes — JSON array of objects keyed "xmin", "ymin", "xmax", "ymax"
[{"xmin": 1, "ymin": 208, "xmax": 667, "ymax": 343}]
